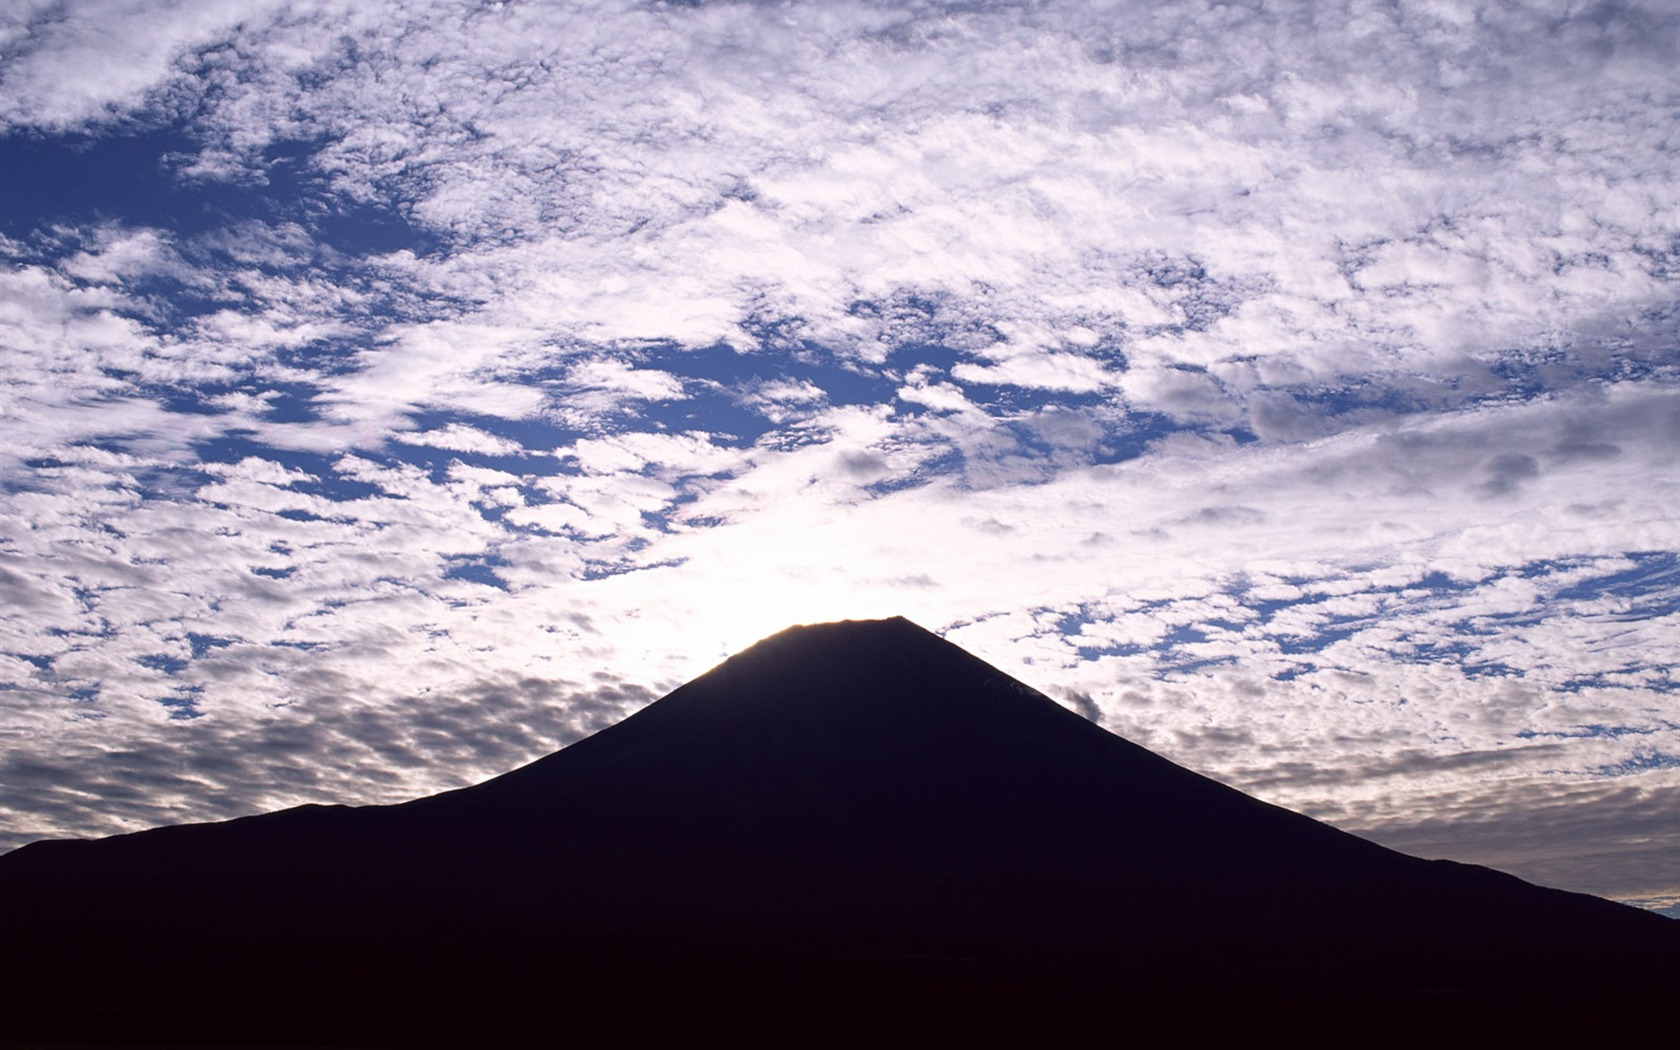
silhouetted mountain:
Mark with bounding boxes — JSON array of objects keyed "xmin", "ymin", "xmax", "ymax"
[{"xmin": 3, "ymin": 618, "xmax": 1675, "ymax": 1044}]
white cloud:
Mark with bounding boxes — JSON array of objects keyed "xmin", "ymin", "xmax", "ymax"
[
  {"xmin": 0, "ymin": 0, "xmax": 281, "ymax": 130},
  {"xmin": 392, "ymin": 423, "xmax": 526, "ymax": 457}
]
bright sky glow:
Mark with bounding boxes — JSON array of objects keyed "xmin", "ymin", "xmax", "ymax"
[{"xmin": 1, "ymin": 0, "xmax": 1677, "ymax": 913}]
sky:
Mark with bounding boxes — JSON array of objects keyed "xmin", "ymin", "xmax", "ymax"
[{"xmin": 1, "ymin": 0, "xmax": 1677, "ymax": 913}]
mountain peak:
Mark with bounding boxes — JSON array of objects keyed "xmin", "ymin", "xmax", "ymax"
[
  {"xmin": 5, "ymin": 617, "xmax": 1677, "ymax": 1044},
  {"xmin": 655, "ymin": 614, "xmax": 1056, "ymax": 721},
  {"xmin": 460, "ymin": 613, "xmax": 1106, "ymax": 823},
  {"xmin": 707, "ymin": 614, "xmax": 961, "ymax": 669},
  {"xmin": 757, "ymin": 614, "xmax": 923, "ymax": 636},
  {"xmin": 695, "ymin": 615, "xmax": 954, "ymax": 692},
  {"xmin": 571, "ymin": 614, "xmax": 1118, "ymax": 775}
]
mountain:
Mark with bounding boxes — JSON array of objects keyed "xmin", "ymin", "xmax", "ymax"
[{"xmin": 3, "ymin": 617, "xmax": 1675, "ymax": 1043}]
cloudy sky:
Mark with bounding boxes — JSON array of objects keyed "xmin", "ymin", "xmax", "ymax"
[{"xmin": 2, "ymin": 0, "xmax": 1677, "ymax": 911}]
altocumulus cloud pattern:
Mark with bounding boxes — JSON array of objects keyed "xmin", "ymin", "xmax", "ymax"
[{"xmin": 1, "ymin": 0, "xmax": 1677, "ymax": 910}]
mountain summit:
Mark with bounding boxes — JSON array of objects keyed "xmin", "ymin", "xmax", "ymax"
[{"xmin": 3, "ymin": 618, "xmax": 1675, "ymax": 1041}]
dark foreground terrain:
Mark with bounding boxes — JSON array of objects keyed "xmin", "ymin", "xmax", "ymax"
[{"xmin": 4, "ymin": 617, "xmax": 1676, "ymax": 1044}]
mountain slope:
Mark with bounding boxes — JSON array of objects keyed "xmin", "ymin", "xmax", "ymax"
[{"xmin": 3, "ymin": 617, "xmax": 1675, "ymax": 1042}]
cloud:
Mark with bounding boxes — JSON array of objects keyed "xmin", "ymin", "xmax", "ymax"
[
  {"xmin": 1479, "ymin": 452, "xmax": 1541, "ymax": 497},
  {"xmin": 0, "ymin": 0, "xmax": 1677, "ymax": 908},
  {"xmin": 393, "ymin": 423, "xmax": 528, "ymax": 458},
  {"xmin": 0, "ymin": 0, "xmax": 279, "ymax": 131}
]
